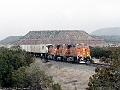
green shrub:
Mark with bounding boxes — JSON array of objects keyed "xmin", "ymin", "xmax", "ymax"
[{"xmin": 52, "ymin": 83, "xmax": 62, "ymax": 90}]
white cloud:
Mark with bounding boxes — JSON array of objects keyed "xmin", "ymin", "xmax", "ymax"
[{"xmin": 0, "ymin": 0, "xmax": 120, "ymax": 40}]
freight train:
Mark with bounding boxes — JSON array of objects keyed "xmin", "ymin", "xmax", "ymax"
[{"xmin": 0, "ymin": 43, "xmax": 91, "ymax": 64}]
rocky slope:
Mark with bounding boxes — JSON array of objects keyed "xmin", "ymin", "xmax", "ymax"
[{"xmin": 17, "ymin": 30, "xmax": 104, "ymax": 46}]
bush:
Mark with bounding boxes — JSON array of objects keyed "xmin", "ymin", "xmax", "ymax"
[
  {"xmin": 99, "ymin": 56, "xmax": 106, "ymax": 62},
  {"xmin": 52, "ymin": 83, "xmax": 62, "ymax": 90},
  {"xmin": 90, "ymin": 59, "xmax": 94, "ymax": 63}
]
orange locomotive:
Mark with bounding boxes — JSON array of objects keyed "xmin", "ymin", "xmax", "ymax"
[
  {"xmin": 47, "ymin": 44, "xmax": 63, "ymax": 60},
  {"xmin": 47, "ymin": 43, "xmax": 91, "ymax": 64},
  {"xmin": 61, "ymin": 44, "xmax": 76, "ymax": 61},
  {"xmin": 76, "ymin": 43, "xmax": 91, "ymax": 64}
]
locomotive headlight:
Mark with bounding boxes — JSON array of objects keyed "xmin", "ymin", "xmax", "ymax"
[{"xmin": 83, "ymin": 48, "xmax": 85, "ymax": 51}]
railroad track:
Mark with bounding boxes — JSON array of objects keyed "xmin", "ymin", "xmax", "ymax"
[
  {"xmin": 36, "ymin": 55, "xmax": 110, "ymax": 69},
  {"xmin": 44, "ymin": 58, "xmax": 110, "ymax": 68},
  {"xmin": 40, "ymin": 58, "xmax": 110, "ymax": 72},
  {"xmin": 89, "ymin": 63, "xmax": 110, "ymax": 68}
]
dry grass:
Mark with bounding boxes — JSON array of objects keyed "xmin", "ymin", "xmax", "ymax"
[{"xmin": 32, "ymin": 59, "xmax": 94, "ymax": 90}]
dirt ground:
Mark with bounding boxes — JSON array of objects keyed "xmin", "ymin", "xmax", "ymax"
[
  {"xmin": 34, "ymin": 60, "xmax": 95, "ymax": 90},
  {"xmin": 48, "ymin": 65, "xmax": 94, "ymax": 90}
]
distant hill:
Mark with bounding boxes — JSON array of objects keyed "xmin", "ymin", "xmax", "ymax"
[
  {"xmin": 0, "ymin": 36, "xmax": 22, "ymax": 44},
  {"xmin": 91, "ymin": 27, "xmax": 120, "ymax": 36}
]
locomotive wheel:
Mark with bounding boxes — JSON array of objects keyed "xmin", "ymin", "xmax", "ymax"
[
  {"xmin": 63, "ymin": 57, "xmax": 67, "ymax": 62},
  {"xmin": 53, "ymin": 56, "xmax": 57, "ymax": 61},
  {"xmin": 76, "ymin": 58, "xmax": 80, "ymax": 63},
  {"xmin": 61, "ymin": 57, "xmax": 63, "ymax": 61},
  {"xmin": 52, "ymin": 55, "xmax": 55, "ymax": 60},
  {"xmin": 51, "ymin": 55, "xmax": 54, "ymax": 60},
  {"xmin": 86, "ymin": 58, "xmax": 91, "ymax": 65},
  {"xmin": 86, "ymin": 60, "xmax": 91, "ymax": 65},
  {"xmin": 74, "ymin": 57, "xmax": 77, "ymax": 63},
  {"xmin": 47, "ymin": 55, "xmax": 52, "ymax": 60}
]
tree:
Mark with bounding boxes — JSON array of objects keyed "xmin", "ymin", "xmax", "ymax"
[
  {"xmin": 0, "ymin": 46, "xmax": 34, "ymax": 87},
  {"xmin": 0, "ymin": 46, "xmax": 62, "ymax": 90},
  {"xmin": 87, "ymin": 47, "xmax": 120, "ymax": 90},
  {"xmin": 91, "ymin": 46, "xmax": 112, "ymax": 60},
  {"xmin": 0, "ymin": 51, "xmax": 14, "ymax": 87},
  {"xmin": 12, "ymin": 66, "xmax": 31, "ymax": 88},
  {"xmin": 91, "ymin": 46, "xmax": 103, "ymax": 59},
  {"xmin": 12, "ymin": 66, "xmax": 53, "ymax": 90},
  {"xmin": 10, "ymin": 45, "xmax": 35, "ymax": 66},
  {"xmin": 0, "ymin": 55, "xmax": 14, "ymax": 87}
]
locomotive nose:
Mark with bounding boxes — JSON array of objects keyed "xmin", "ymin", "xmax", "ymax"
[
  {"xmin": 83, "ymin": 48, "xmax": 85, "ymax": 51},
  {"xmin": 83, "ymin": 49, "xmax": 86, "ymax": 56}
]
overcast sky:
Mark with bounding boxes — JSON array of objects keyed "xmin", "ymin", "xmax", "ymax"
[{"xmin": 0, "ymin": 0, "xmax": 120, "ymax": 40}]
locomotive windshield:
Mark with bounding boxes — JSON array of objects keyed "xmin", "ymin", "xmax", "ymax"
[
  {"xmin": 53, "ymin": 45, "xmax": 57, "ymax": 49},
  {"xmin": 77, "ymin": 45, "xmax": 89, "ymax": 49},
  {"xmin": 83, "ymin": 45, "xmax": 89, "ymax": 48},
  {"xmin": 77, "ymin": 45, "xmax": 83, "ymax": 49},
  {"xmin": 63, "ymin": 45, "xmax": 67, "ymax": 49}
]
